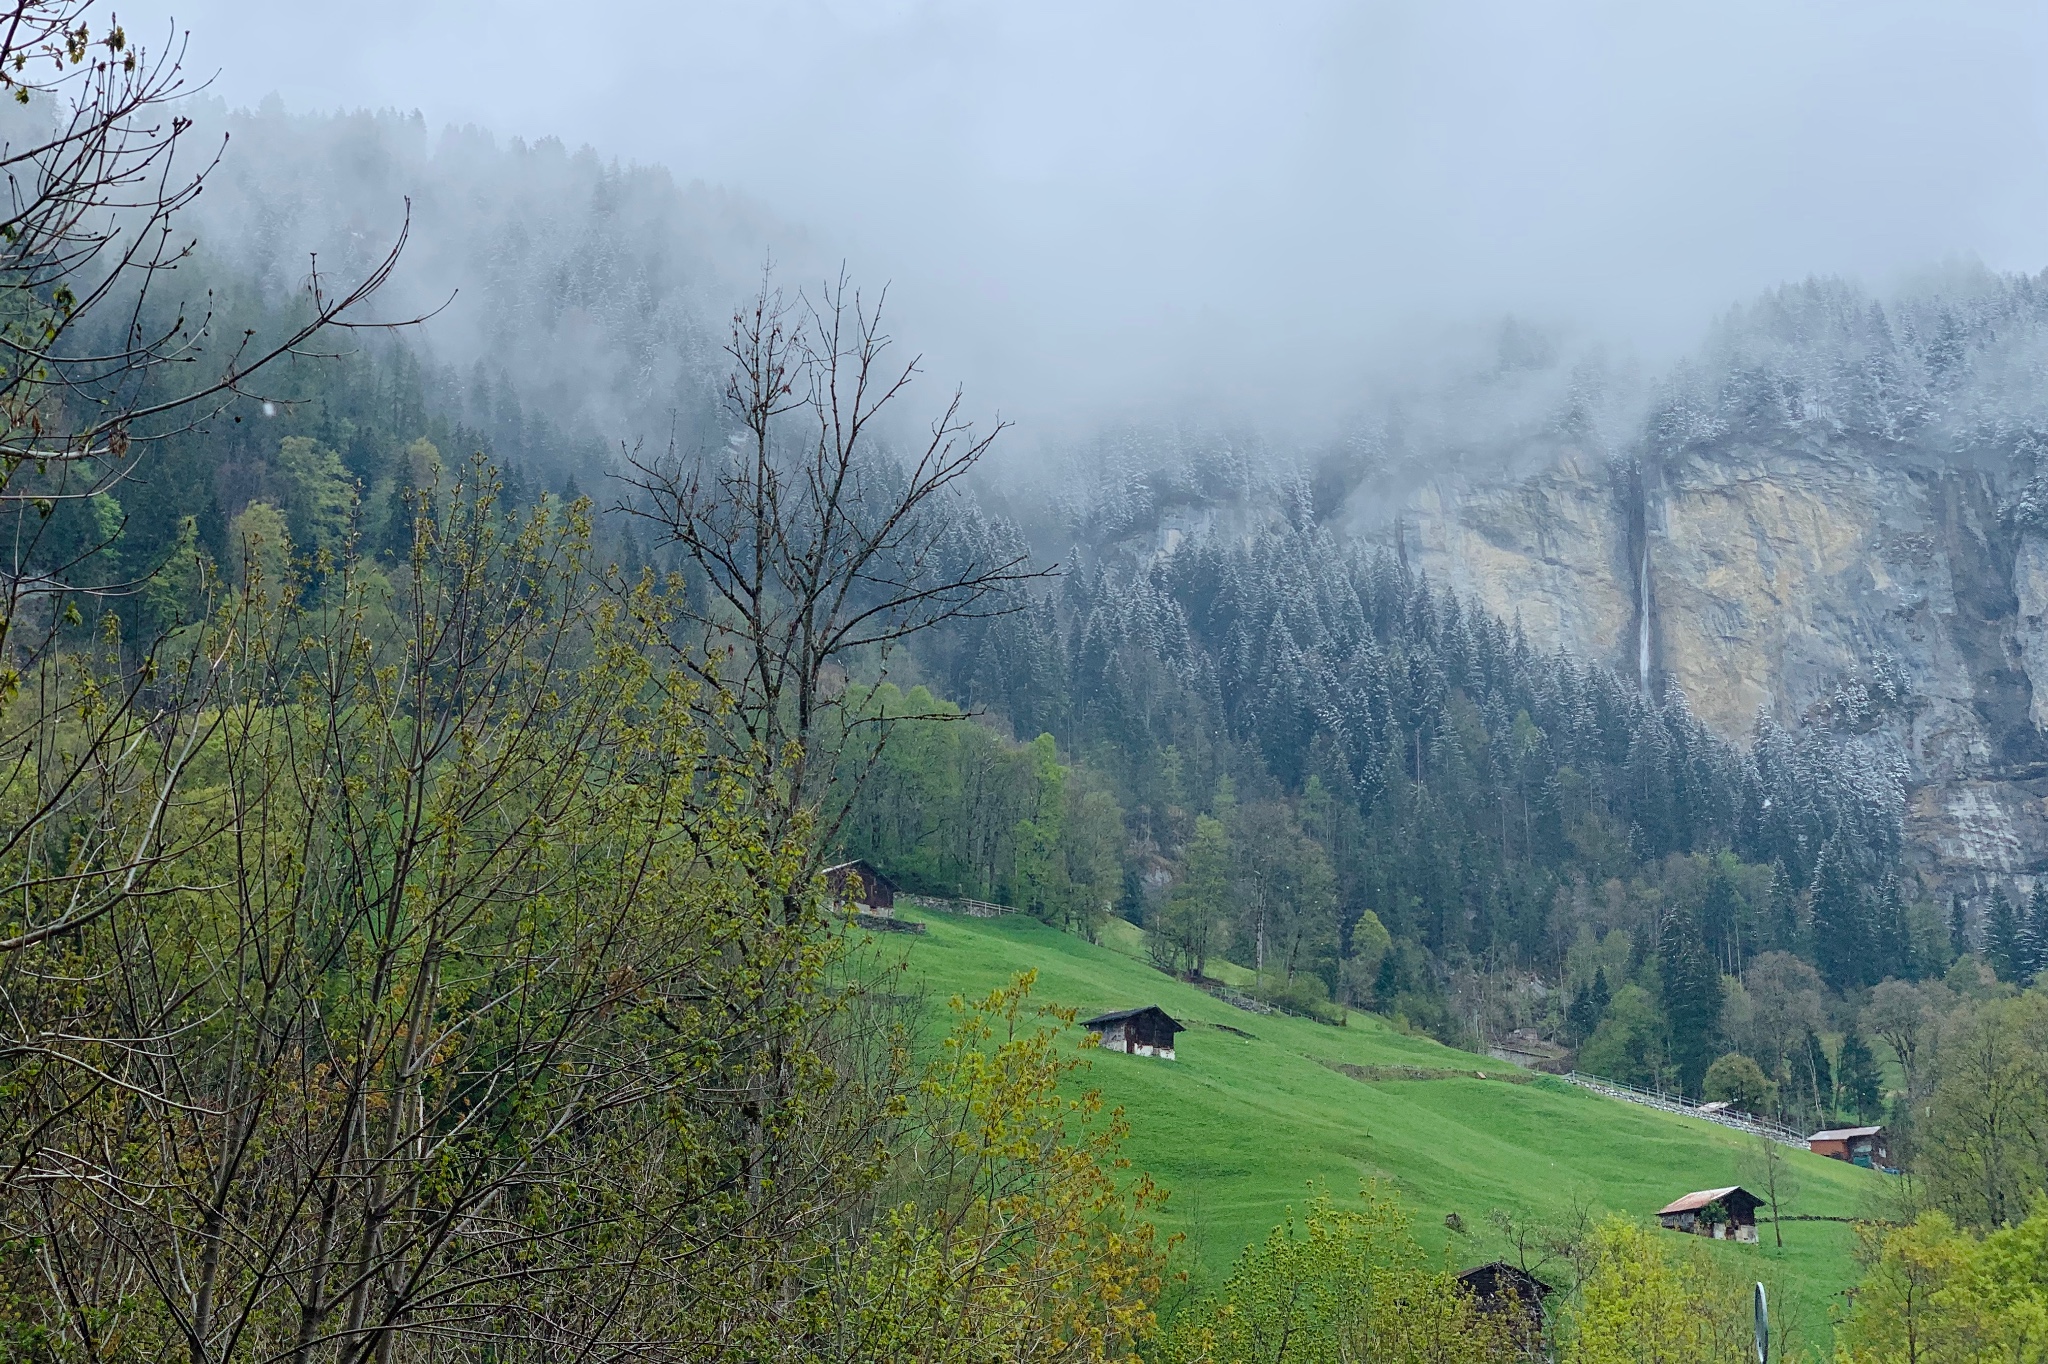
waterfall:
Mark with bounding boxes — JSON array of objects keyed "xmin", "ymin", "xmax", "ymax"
[{"xmin": 1637, "ymin": 536, "xmax": 1652, "ymax": 696}]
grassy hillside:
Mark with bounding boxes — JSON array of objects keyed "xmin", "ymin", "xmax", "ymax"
[{"xmin": 884, "ymin": 907, "xmax": 1884, "ymax": 1350}]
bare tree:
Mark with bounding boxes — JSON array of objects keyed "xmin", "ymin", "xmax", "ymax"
[
  {"xmin": 1741, "ymin": 1134, "xmax": 1801, "ymax": 1249},
  {"xmin": 624, "ymin": 269, "xmax": 1048, "ymax": 880},
  {"xmin": 1865, "ymin": 978, "xmax": 1933, "ymax": 1109},
  {"xmin": 0, "ymin": 4, "xmax": 424, "ymax": 1304},
  {"xmin": 0, "ymin": 0, "xmax": 419, "ymax": 963},
  {"xmin": 8, "ymin": 471, "xmax": 907, "ymax": 1364},
  {"xmin": 0, "ymin": 2, "xmax": 419, "ymax": 579}
]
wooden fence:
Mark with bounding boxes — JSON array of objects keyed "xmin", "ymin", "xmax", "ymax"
[{"xmin": 1558, "ymin": 1071, "xmax": 1809, "ymax": 1148}]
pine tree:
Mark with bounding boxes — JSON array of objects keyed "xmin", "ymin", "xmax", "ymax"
[
  {"xmin": 1659, "ymin": 906, "xmax": 1725, "ymax": 1097},
  {"xmin": 1372, "ymin": 950, "xmax": 1398, "ymax": 1006},
  {"xmin": 1985, "ymin": 886, "xmax": 2025, "ymax": 983},
  {"xmin": 1566, "ymin": 982, "xmax": 1597, "ymax": 1043},
  {"xmin": 1808, "ymin": 839, "xmax": 1868, "ymax": 991},
  {"xmin": 1835, "ymin": 1029, "xmax": 1882, "ymax": 1122},
  {"xmin": 1769, "ymin": 861, "xmax": 1802, "ymax": 955},
  {"xmin": 1873, "ymin": 875, "xmax": 1912, "ymax": 981},
  {"xmin": 2025, "ymin": 882, "xmax": 2048, "ymax": 983},
  {"xmin": 1701, "ymin": 860, "xmax": 1746, "ymax": 973}
]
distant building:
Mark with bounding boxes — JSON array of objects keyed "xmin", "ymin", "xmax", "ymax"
[
  {"xmin": 1081, "ymin": 1006, "xmax": 1186, "ymax": 1060},
  {"xmin": 1455, "ymin": 1261, "xmax": 1552, "ymax": 1351},
  {"xmin": 1656, "ymin": 1186, "xmax": 1762, "ymax": 1242},
  {"xmin": 1808, "ymin": 1125, "xmax": 1890, "ymax": 1169},
  {"xmin": 823, "ymin": 860, "xmax": 898, "ymax": 915}
]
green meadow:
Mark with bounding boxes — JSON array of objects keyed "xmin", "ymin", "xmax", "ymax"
[{"xmin": 885, "ymin": 906, "xmax": 1886, "ymax": 1350}]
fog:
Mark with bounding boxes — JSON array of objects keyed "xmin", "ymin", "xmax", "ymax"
[{"xmin": 123, "ymin": 0, "xmax": 2048, "ymax": 444}]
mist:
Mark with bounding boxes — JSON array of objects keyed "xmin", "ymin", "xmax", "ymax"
[{"xmin": 123, "ymin": 1, "xmax": 2048, "ymax": 449}]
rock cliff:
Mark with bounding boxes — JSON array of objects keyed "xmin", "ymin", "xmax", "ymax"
[{"xmin": 1371, "ymin": 439, "xmax": 2048, "ymax": 895}]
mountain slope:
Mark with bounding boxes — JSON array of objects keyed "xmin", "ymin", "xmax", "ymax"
[{"xmin": 888, "ymin": 907, "xmax": 1881, "ymax": 1348}]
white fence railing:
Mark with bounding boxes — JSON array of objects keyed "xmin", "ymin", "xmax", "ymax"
[
  {"xmin": 900, "ymin": 894, "xmax": 1011, "ymax": 918},
  {"xmin": 1558, "ymin": 1071, "xmax": 1809, "ymax": 1148}
]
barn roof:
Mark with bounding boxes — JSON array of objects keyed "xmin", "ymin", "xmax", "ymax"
[
  {"xmin": 1808, "ymin": 1125, "xmax": 1884, "ymax": 1142},
  {"xmin": 822, "ymin": 860, "xmax": 898, "ymax": 890},
  {"xmin": 1657, "ymin": 1186, "xmax": 1760, "ymax": 1216},
  {"xmin": 1456, "ymin": 1261, "xmax": 1554, "ymax": 1297},
  {"xmin": 1081, "ymin": 1005, "xmax": 1186, "ymax": 1033}
]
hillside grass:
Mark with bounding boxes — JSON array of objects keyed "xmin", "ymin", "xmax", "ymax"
[{"xmin": 883, "ymin": 907, "xmax": 1885, "ymax": 1351}]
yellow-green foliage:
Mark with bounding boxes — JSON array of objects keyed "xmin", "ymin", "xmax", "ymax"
[
  {"xmin": 0, "ymin": 462, "xmax": 875, "ymax": 1362},
  {"xmin": 1564, "ymin": 1219, "xmax": 1756, "ymax": 1364},
  {"xmin": 1158, "ymin": 1183, "xmax": 1515, "ymax": 1364},
  {"xmin": 824, "ymin": 972, "xmax": 1163, "ymax": 1363},
  {"xmin": 1837, "ymin": 1201, "xmax": 2048, "ymax": 1364}
]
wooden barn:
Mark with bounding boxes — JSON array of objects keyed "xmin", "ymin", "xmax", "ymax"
[
  {"xmin": 1656, "ymin": 1186, "xmax": 1762, "ymax": 1243},
  {"xmin": 1455, "ymin": 1261, "xmax": 1552, "ymax": 1350},
  {"xmin": 823, "ymin": 860, "xmax": 898, "ymax": 915},
  {"xmin": 1808, "ymin": 1125, "xmax": 1890, "ymax": 1169},
  {"xmin": 1082, "ymin": 1006, "xmax": 1186, "ymax": 1060}
]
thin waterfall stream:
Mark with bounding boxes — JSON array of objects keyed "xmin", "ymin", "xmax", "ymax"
[{"xmin": 1637, "ymin": 536, "xmax": 1652, "ymax": 696}]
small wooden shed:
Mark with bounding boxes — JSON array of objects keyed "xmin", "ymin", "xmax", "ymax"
[
  {"xmin": 823, "ymin": 860, "xmax": 898, "ymax": 915},
  {"xmin": 1456, "ymin": 1261, "xmax": 1552, "ymax": 1349},
  {"xmin": 1808, "ymin": 1125, "xmax": 1890, "ymax": 1169},
  {"xmin": 1082, "ymin": 1006, "xmax": 1186, "ymax": 1060},
  {"xmin": 1656, "ymin": 1186, "xmax": 1762, "ymax": 1243}
]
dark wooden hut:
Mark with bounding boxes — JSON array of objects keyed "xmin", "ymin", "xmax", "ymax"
[
  {"xmin": 823, "ymin": 860, "xmax": 898, "ymax": 915},
  {"xmin": 1655, "ymin": 1186, "xmax": 1762, "ymax": 1243},
  {"xmin": 1081, "ymin": 1006, "xmax": 1186, "ymax": 1060},
  {"xmin": 1456, "ymin": 1261, "xmax": 1552, "ymax": 1350}
]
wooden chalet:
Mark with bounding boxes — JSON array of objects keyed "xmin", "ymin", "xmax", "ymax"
[
  {"xmin": 1081, "ymin": 1006, "xmax": 1186, "ymax": 1060},
  {"xmin": 823, "ymin": 860, "xmax": 898, "ymax": 915},
  {"xmin": 1656, "ymin": 1186, "xmax": 1762, "ymax": 1243},
  {"xmin": 1455, "ymin": 1261, "xmax": 1552, "ymax": 1350},
  {"xmin": 1808, "ymin": 1125, "xmax": 1891, "ymax": 1169}
]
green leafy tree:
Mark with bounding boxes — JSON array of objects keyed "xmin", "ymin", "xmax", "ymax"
[
  {"xmin": 1920, "ymin": 994, "xmax": 2048, "ymax": 1229},
  {"xmin": 1227, "ymin": 799, "xmax": 1337, "ymax": 994},
  {"xmin": 1156, "ymin": 815, "xmax": 1232, "ymax": 979},
  {"xmin": 274, "ymin": 434, "xmax": 355, "ymax": 558},
  {"xmin": 1702, "ymin": 1052, "xmax": 1775, "ymax": 1114},
  {"xmin": 225, "ymin": 498, "xmax": 291, "ymax": 591},
  {"xmin": 1013, "ymin": 733, "xmax": 1071, "ymax": 923},
  {"xmin": 1578, "ymin": 984, "xmax": 1668, "ymax": 1089}
]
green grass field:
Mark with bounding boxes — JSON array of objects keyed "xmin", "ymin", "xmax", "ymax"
[{"xmin": 883, "ymin": 907, "xmax": 1885, "ymax": 1350}]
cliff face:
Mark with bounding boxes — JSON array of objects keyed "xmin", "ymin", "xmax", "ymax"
[{"xmin": 1373, "ymin": 441, "xmax": 2048, "ymax": 893}]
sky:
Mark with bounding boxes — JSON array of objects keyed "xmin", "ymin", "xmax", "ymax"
[{"xmin": 121, "ymin": 0, "xmax": 2048, "ymax": 432}]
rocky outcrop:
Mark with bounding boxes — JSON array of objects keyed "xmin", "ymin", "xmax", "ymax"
[{"xmin": 1356, "ymin": 441, "xmax": 2048, "ymax": 894}]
